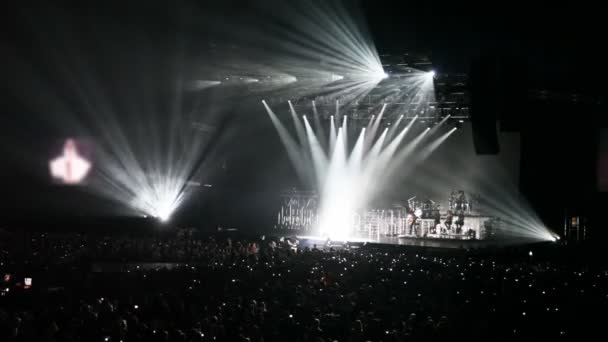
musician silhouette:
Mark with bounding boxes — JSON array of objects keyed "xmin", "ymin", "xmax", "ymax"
[{"xmin": 49, "ymin": 138, "xmax": 91, "ymax": 184}]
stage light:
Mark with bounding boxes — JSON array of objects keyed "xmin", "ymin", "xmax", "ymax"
[
  {"xmin": 427, "ymin": 70, "xmax": 436, "ymax": 78},
  {"xmin": 157, "ymin": 212, "xmax": 171, "ymax": 223},
  {"xmin": 185, "ymin": 80, "xmax": 222, "ymax": 91},
  {"xmin": 331, "ymin": 74, "xmax": 344, "ymax": 82},
  {"xmin": 139, "ymin": 196, "xmax": 179, "ymax": 222},
  {"xmin": 266, "ymin": 102, "xmax": 434, "ymax": 241},
  {"xmin": 361, "ymin": 70, "xmax": 389, "ymax": 82}
]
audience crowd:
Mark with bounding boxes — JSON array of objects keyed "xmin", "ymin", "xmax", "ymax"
[{"xmin": 0, "ymin": 229, "xmax": 605, "ymax": 341}]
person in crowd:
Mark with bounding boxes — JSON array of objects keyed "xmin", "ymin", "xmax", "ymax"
[{"xmin": 0, "ymin": 228, "xmax": 603, "ymax": 341}]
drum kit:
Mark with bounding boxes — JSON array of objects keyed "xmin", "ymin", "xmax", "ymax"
[
  {"xmin": 405, "ymin": 190, "xmax": 473, "ymax": 235},
  {"xmin": 407, "ymin": 196, "xmax": 440, "ymax": 220},
  {"xmin": 448, "ymin": 190, "xmax": 472, "ymax": 213}
]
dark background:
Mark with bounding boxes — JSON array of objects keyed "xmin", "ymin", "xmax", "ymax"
[{"xmin": 0, "ymin": 0, "xmax": 606, "ymax": 239}]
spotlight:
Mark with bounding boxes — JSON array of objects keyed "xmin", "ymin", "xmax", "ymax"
[
  {"xmin": 331, "ymin": 74, "xmax": 344, "ymax": 82},
  {"xmin": 370, "ymin": 70, "xmax": 389, "ymax": 81},
  {"xmin": 427, "ymin": 70, "xmax": 436, "ymax": 78},
  {"xmin": 158, "ymin": 214, "xmax": 170, "ymax": 223},
  {"xmin": 458, "ymin": 119, "xmax": 464, "ymax": 123}
]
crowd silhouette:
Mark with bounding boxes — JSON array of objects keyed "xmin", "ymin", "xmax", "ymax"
[{"xmin": 0, "ymin": 229, "xmax": 605, "ymax": 341}]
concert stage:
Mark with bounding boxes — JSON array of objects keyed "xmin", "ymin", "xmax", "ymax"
[
  {"xmin": 276, "ymin": 189, "xmax": 508, "ymax": 246},
  {"xmin": 293, "ymin": 234, "xmax": 508, "ymax": 249}
]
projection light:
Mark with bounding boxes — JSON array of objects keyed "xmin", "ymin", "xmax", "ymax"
[
  {"xmin": 354, "ymin": 70, "xmax": 388, "ymax": 82},
  {"xmin": 331, "ymin": 74, "xmax": 344, "ymax": 82},
  {"xmin": 130, "ymin": 184, "xmax": 185, "ymax": 223},
  {"xmin": 373, "ymin": 71, "xmax": 389, "ymax": 80},
  {"xmin": 265, "ymin": 101, "xmax": 439, "ymax": 241},
  {"xmin": 157, "ymin": 207, "xmax": 173, "ymax": 222},
  {"xmin": 185, "ymin": 80, "xmax": 221, "ymax": 91}
]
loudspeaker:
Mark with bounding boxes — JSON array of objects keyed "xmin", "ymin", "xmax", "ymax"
[{"xmin": 469, "ymin": 57, "xmax": 500, "ymax": 154}]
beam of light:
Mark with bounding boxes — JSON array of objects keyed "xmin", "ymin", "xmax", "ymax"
[
  {"xmin": 365, "ymin": 104, "xmax": 386, "ymax": 151},
  {"xmin": 390, "ymin": 122, "xmax": 555, "ymax": 243},
  {"xmin": 318, "ymin": 127, "xmax": 355, "ymax": 240},
  {"xmin": 263, "ymin": 100, "xmax": 312, "ymax": 185},
  {"xmin": 128, "ymin": 177, "xmax": 185, "ymax": 222},
  {"xmin": 89, "ymin": 75, "xmax": 226, "ymax": 222},
  {"xmin": 257, "ymin": 0, "xmax": 383, "ymax": 77},
  {"xmin": 472, "ymin": 172, "xmax": 556, "ymax": 242},
  {"xmin": 342, "ymin": 114, "xmax": 348, "ymax": 149},
  {"xmin": 375, "ymin": 116, "xmax": 418, "ymax": 163},
  {"xmin": 303, "ymin": 116, "xmax": 328, "ymax": 186},
  {"xmin": 385, "ymin": 114, "xmax": 405, "ymax": 141},
  {"xmin": 266, "ymin": 101, "xmax": 429, "ymax": 241},
  {"xmin": 90, "ymin": 119, "xmax": 211, "ymax": 223},
  {"xmin": 206, "ymin": 0, "xmax": 387, "ymax": 105},
  {"xmin": 6, "ymin": 12, "xmax": 229, "ymax": 222},
  {"xmin": 331, "ymin": 74, "xmax": 344, "ymax": 82},
  {"xmin": 388, "ymin": 126, "xmax": 430, "ymax": 171},
  {"xmin": 385, "ymin": 117, "xmax": 453, "ymax": 182},
  {"xmin": 372, "ymin": 71, "xmax": 389, "ymax": 81},
  {"xmin": 266, "ymin": 99, "xmax": 552, "ymax": 244},
  {"xmin": 418, "ymin": 127, "xmax": 458, "ymax": 160},
  {"xmin": 288, "ymin": 100, "xmax": 309, "ymax": 147},
  {"xmin": 184, "ymin": 80, "xmax": 221, "ymax": 91},
  {"xmin": 329, "ymin": 115, "xmax": 337, "ymax": 153},
  {"xmin": 311, "ymin": 101, "xmax": 326, "ymax": 149}
]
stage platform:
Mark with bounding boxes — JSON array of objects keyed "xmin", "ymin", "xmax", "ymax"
[{"xmin": 294, "ymin": 234, "xmax": 505, "ymax": 249}]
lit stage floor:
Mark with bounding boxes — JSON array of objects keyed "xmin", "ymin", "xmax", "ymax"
[{"xmin": 294, "ymin": 234, "xmax": 497, "ymax": 249}]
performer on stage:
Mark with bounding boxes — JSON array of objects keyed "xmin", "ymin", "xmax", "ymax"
[
  {"xmin": 432, "ymin": 205, "xmax": 440, "ymax": 234},
  {"xmin": 455, "ymin": 212, "xmax": 465, "ymax": 234},
  {"xmin": 445, "ymin": 211, "xmax": 453, "ymax": 231}
]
